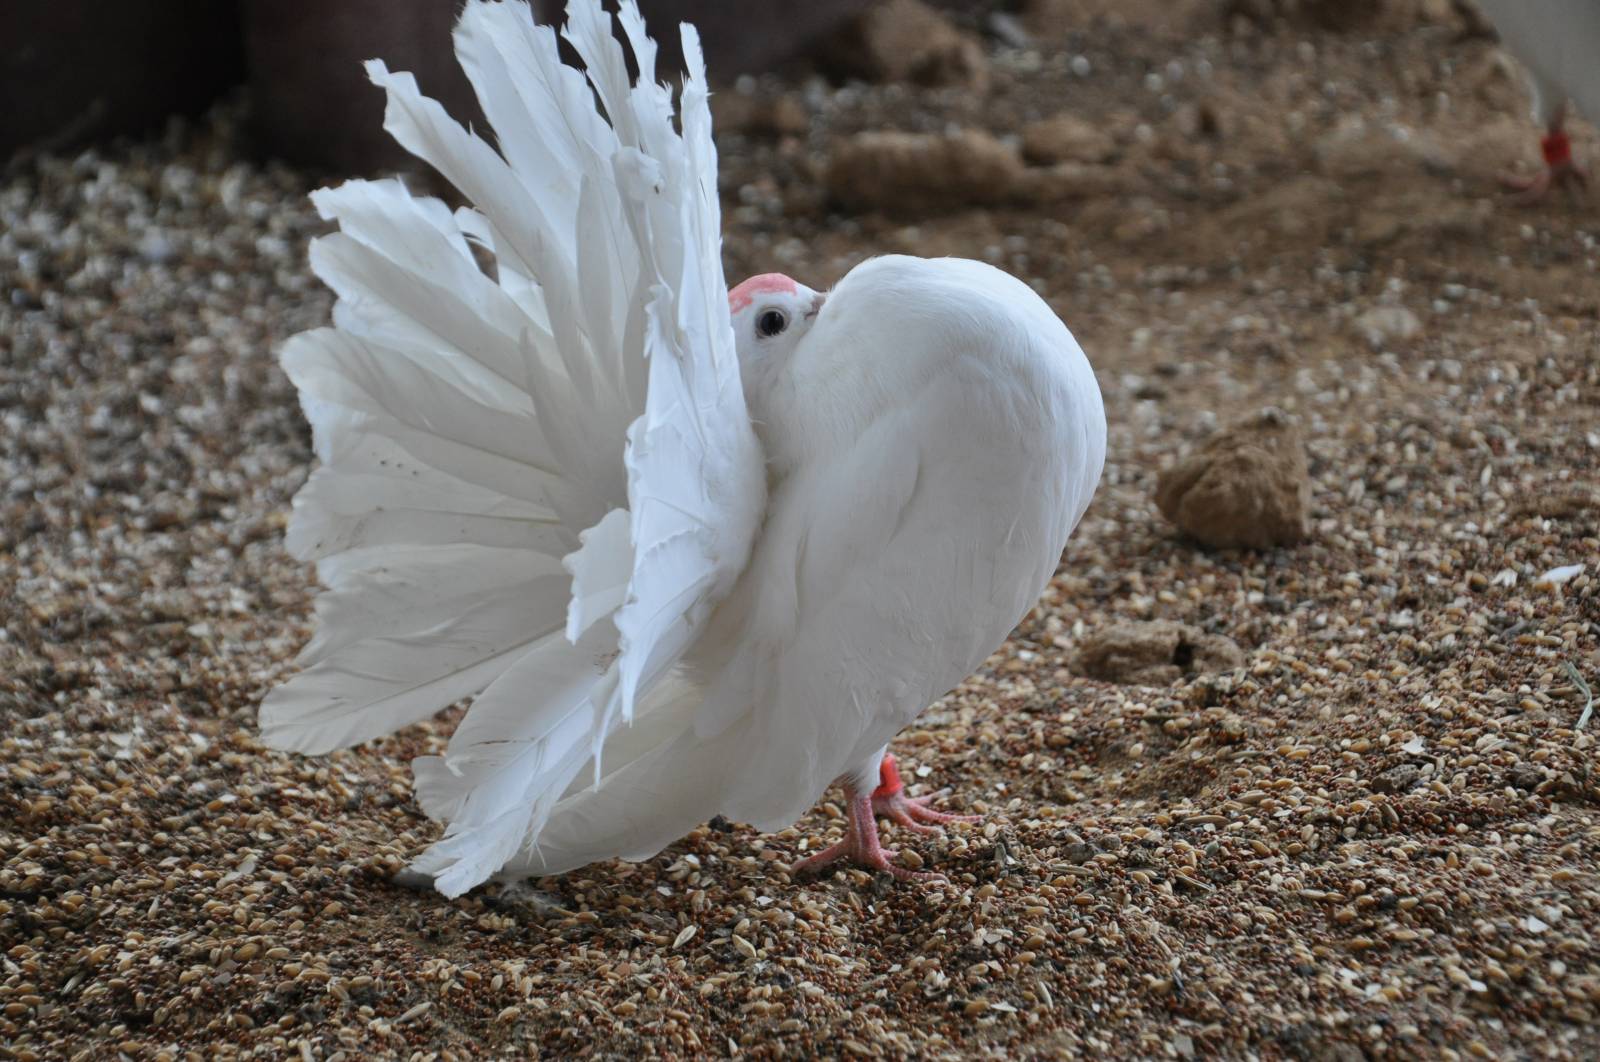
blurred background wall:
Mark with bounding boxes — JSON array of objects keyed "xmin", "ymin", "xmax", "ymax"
[
  {"xmin": 0, "ymin": 0, "xmax": 878, "ymax": 174},
  {"xmin": 1, "ymin": 1, "xmax": 244, "ymax": 162}
]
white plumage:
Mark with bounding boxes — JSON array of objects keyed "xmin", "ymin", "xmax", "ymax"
[
  {"xmin": 1478, "ymin": 0, "xmax": 1600, "ymax": 129},
  {"xmin": 261, "ymin": 0, "xmax": 1105, "ymax": 896}
]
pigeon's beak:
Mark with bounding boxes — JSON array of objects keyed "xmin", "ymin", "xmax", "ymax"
[{"xmin": 804, "ymin": 292, "xmax": 826, "ymax": 320}]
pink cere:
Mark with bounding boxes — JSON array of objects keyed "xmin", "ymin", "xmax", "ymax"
[{"xmin": 728, "ymin": 273, "xmax": 798, "ymax": 314}]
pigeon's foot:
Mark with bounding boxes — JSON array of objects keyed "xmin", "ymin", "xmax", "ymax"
[
  {"xmin": 790, "ymin": 791, "xmax": 941, "ymax": 881},
  {"xmin": 1501, "ymin": 162, "xmax": 1589, "ymax": 202},
  {"xmin": 1501, "ymin": 131, "xmax": 1588, "ymax": 203},
  {"xmin": 872, "ymin": 789, "xmax": 982, "ymax": 835},
  {"xmin": 869, "ymin": 754, "xmax": 980, "ymax": 836},
  {"xmin": 790, "ymin": 755, "xmax": 977, "ymax": 881}
]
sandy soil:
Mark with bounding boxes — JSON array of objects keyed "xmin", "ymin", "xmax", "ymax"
[{"xmin": 2, "ymin": 1, "xmax": 1598, "ymax": 1058}]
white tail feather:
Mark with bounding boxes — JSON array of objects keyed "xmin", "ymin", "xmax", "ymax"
[
  {"xmin": 260, "ymin": 568, "xmax": 568, "ymax": 754},
  {"xmin": 494, "ymin": 680, "xmax": 744, "ymax": 879},
  {"xmin": 263, "ymin": 0, "xmax": 765, "ymax": 894}
]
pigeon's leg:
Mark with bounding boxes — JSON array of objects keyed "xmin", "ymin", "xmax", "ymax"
[
  {"xmin": 869, "ymin": 754, "xmax": 980, "ymax": 836},
  {"xmin": 790, "ymin": 786, "xmax": 940, "ymax": 881},
  {"xmin": 1502, "ymin": 105, "xmax": 1589, "ymax": 203},
  {"xmin": 790, "ymin": 754, "xmax": 977, "ymax": 880}
]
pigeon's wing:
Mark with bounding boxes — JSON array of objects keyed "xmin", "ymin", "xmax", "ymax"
[{"xmin": 259, "ymin": 0, "xmax": 764, "ymax": 897}]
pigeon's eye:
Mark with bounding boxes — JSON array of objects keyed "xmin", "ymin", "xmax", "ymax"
[{"xmin": 756, "ymin": 309, "xmax": 789, "ymax": 338}]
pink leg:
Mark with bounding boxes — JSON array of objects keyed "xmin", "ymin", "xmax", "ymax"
[
  {"xmin": 869, "ymin": 754, "xmax": 980, "ymax": 836},
  {"xmin": 789, "ymin": 755, "xmax": 977, "ymax": 880},
  {"xmin": 1501, "ymin": 115, "xmax": 1588, "ymax": 203},
  {"xmin": 789, "ymin": 788, "xmax": 939, "ymax": 880}
]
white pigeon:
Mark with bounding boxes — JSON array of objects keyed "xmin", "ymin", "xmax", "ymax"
[
  {"xmin": 259, "ymin": 0, "xmax": 1106, "ymax": 897},
  {"xmin": 1475, "ymin": 0, "xmax": 1598, "ymax": 199}
]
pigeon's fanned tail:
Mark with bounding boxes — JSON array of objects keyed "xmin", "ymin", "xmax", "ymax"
[
  {"xmin": 261, "ymin": 0, "xmax": 765, "ymax": 895},
  {"xmin": 489, "ymin": 674, "xmax": 738, "ymax": 881}
]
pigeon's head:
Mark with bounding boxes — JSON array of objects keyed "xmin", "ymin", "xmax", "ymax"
[{"xmin": 728, "ymin": 273, "xmax": 826, "ymax": 384}]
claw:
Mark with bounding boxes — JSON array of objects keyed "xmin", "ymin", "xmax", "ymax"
[
  {"xmin": 789, "ymin": 754, "xmax": 979, "ymax": 883},
  {"xmin": 789, "ymin": 791, "xmax": 943, "ymax": 881},
  {"xmin": 1500, "ymin": 127, "xmax": 1588, "ymax": 204},
  {"xmin": 789, "ymin": 836, "xmax": 940, "ymax": 881},
  {"xmin": 873, "ymin": 790, "xmax": 980, "ymax": 835},
  {"xmin": 869, "ymin": 754, "xmax": 980, "ymax": 835}
]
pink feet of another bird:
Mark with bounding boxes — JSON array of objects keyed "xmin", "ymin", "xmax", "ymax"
[
  {"xmin": 790, "ymin": 754, "xmax": 979, "ymax": 881},
  {"xmin": 1502, "ymin": 130, "xmax": 1589, "ymax": 203}
]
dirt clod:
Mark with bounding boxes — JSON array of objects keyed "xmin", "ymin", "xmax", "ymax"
[
  {"xmin": 712, "ymin": 93, "xmax": 809, "ymax": 139},
  {"xmin": 1515, "ymin": 485, "xmax": 1600, "ymax": 521},
  {"xmin": 1372, "ymin": 763, "xmax": 1421, "ymax": 794},
  {"xmin": 826, "ymin": 129, "xmax": 1023, "ymax": 212},
  {"xmin": 1154, "ymin": 407, "xmax": 1312, "ymax": 550},
  {"xmin": 1075, "ymin": 620, "xmax": 1245, "ymax": 685},
  {"xmin": 1021, "ymin": 113, "xmax": 1117, "ymax": 166},
  {"xmin": 1231, "ymin": 0, "xmax": 1463, "ymax": 33},
  {"xmin": 818, "ymin": 0, "xmax": 989, "ymax": 93},
  {"xmin": 1352, "ymin": 304, "xmax": 1423, "ymax": 350}
]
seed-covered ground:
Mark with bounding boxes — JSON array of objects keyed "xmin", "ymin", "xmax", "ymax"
[{"xmin": 3, "ymin": 2, "xmax": 1598, "ymax": 1059}]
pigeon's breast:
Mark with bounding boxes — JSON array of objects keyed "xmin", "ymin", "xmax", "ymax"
[{"xmin": 687, "ymin": 256, "xmax": 1107, "ymax": 831}]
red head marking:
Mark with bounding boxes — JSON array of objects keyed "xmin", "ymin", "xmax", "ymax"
[{"xmin": 728, "ymin": 273, "xmax": 798, "ymax": 314}]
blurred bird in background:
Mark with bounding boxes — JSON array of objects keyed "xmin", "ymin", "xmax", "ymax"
[{"xmin": 1476, "ymin": 0, "xmax": 1598, "ymax": 200}]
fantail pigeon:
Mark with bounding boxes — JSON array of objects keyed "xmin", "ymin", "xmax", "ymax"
[{"xmin": 259, "ymin": 0, "xmax": 1106, "ymax": 896}]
